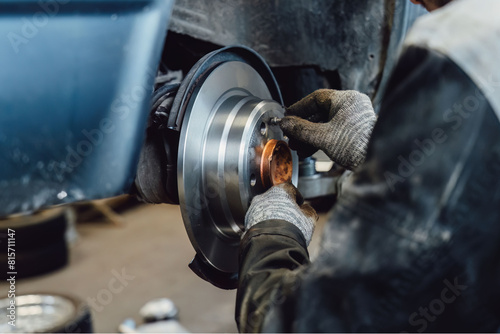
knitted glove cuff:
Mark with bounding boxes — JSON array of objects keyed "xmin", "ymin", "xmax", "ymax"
[
  {"xmin": 245, "ymin": 186, "xmax": 315, "ymax": 245},
  {"xmin": 323, "ymin": 105, "xmax": 377, "ymax": 169}
]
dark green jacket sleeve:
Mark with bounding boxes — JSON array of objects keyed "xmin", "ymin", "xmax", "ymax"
[{"xmin": 236, "ymin": 220, "xmax": 309, "ymax": 332}]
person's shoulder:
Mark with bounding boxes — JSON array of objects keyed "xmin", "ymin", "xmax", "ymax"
[
  {"xmin": 403, "ymin": 0, "xmax": 500, "ymax": 120},
  {"xmin": 404, "ymin": 0, "xmax": 500, "ymax": 53}
]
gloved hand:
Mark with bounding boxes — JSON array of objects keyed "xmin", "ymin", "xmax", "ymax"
[
  {"xmin": 245, "ymin": 183, "xmax": 318, "ymax": 245},
  {"xmin": 280, "ymin": 89, "xmax": 377, "ymax": 170}
]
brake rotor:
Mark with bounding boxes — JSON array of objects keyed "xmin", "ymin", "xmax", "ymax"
[{"xmin": 174, "ymin": 46, "xmax": 298, "ymax": 287}]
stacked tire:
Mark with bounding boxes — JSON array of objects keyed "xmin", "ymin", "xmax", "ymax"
[{"xmin": 0, "ymin": 208, "xmax": 71, "ymax": 279}]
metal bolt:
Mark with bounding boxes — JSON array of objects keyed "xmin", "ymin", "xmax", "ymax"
[{"xmin": 269, "ymin": 117, "xmax": 282, "ymax": 125}]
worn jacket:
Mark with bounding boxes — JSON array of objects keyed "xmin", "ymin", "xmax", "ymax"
[{"xmin": 236, "ymin": 0, "xmax": 500, "ymax": 332}]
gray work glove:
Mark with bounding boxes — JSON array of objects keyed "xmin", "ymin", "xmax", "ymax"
[
  {"xmin": 245, "ymin": 183, "xmax": 318, "ymax": 245},
  {"xmin": 280, "ymin": 89, "xmax": 377, "ymax": 170}
]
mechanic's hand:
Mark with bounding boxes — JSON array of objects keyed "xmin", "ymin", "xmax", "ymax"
[
  {"xmin": 245, "ymin": 183, "xmax": 318, "ymax": 245},
  {"xmin": 280, "ymin": 89, "xmax": 377, "ymax": 170}
]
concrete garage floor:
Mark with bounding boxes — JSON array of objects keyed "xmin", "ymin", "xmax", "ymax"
[{"xmin": 0, "ymin": 200, "xmax": 328, "ymax": 333}]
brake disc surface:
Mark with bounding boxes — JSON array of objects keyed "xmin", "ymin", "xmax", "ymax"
[{"xmin": 176, "ymin": 47, "xmax": 297, "ymax": 278}]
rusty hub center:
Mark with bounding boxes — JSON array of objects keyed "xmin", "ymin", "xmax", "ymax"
[{"xmin": 260, "ymin": 139, "xmax": 293, "ymax": 189}]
